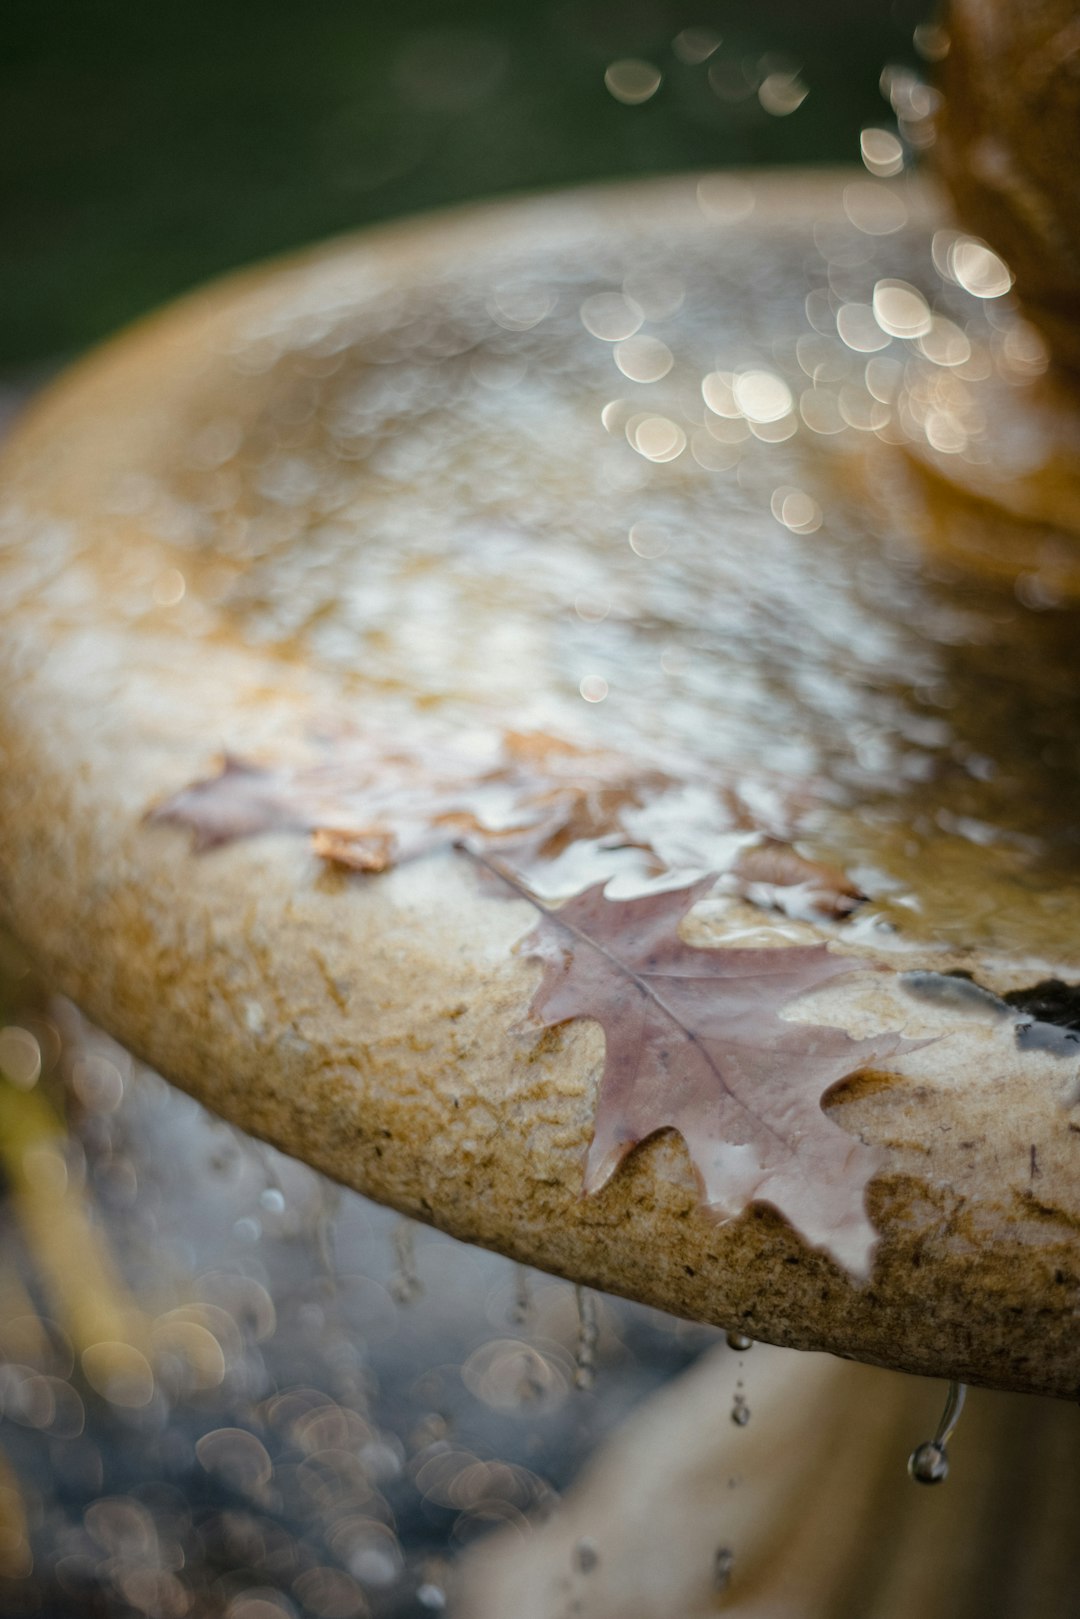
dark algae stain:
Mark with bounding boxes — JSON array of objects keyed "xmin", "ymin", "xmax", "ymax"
[
  {"xmin": 902, "ymin": 971, "xmax": 1080, "ymax": 1060},
  {"xmin": 1003, "ymin": 981, "xmax": 1080, "ymax": 1057},
  {"xmin": 900, "ymin": 971, "xmax": 1010, "ymax": 1019},
  {"xmin": 1004, "ymin": 978, "xmax": 1080, "ymax": 1031}
]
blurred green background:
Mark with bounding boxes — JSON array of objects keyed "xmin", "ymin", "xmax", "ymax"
[{"xmin": 3, "ymin": 0, "xmax": 932, "ymax": 367}]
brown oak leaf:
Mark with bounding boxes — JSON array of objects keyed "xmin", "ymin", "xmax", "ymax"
[
  {"xmin": 511, "ymin": 872, "xmax": 913, "ymax": 1277},
  {"xmin": 150, "ymin": 730, "xmax": 748, "ymax": 875},
  {"xmin": 151, "ymin": 729, "xmax": 868, "ymax": 920},
  {"xmin": 728, "ymin": 837, "xmax": 865, "ymax": 921}
]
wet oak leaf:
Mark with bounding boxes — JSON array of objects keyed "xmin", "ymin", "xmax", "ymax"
[
  {"xmin": 151, "ymin": 731, "xmax": 751, "ymax": 875},
  {"xmin": 155, "ymin": 735, "xmax": 891, "ymax": 1272},
  {"xmin": 152, "ymin": 754, "xmax": 312, "ymax": 851},
  {"xmin": 728, "ymin": 836, "xmax": 865, "ymax": 921},
  {"xmin": 151, "ymin": 730, "xmax": 866, "ymax": 916},
  {"xmin": 516, "ymin": 876, "xmax": 916, "ymax": 1278}
]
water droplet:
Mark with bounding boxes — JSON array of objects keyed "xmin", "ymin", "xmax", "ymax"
[
  {"xmin": 908, "ymin": 1380, "xmax": 965, "ymax": 1484},
  {"xmin": 628, "ymin": 521, "xmax": 670, "ymax": 559},
  {"xmin": 732, "ymin": 368, "xmax": 793, "ymax": 424},
  {"xmin": 917, "ymin": 316, "xmax": 972, "ymax": 369},
  {"xmin": 713, "ymin": 1545, "xmax": 735, "ymax": 1592},
  {"xmin": 913, "ymin": 21, "xmax": 950, "ymax": 61},
  {"xmin": 461, "ymin": 1338, "xmax": 567, "ymax": 1412},
  {"xmin": 487, "ymin": 281, "xmax": 555, "ymax": 331},
  {"xmin": 316, "ymin": 1181, "xmax": 339, "ymax": 1278},
  {"xmin": 725, "ymin": 1331, "xmax": 753, "ymax": 1352},
  {"xmin": 836, "ymin": 302, "xmax": 893, "ymax": 355},
  {"xmin": 770, "ymin": 487, "xmax": 822, "ymax": 534},
  {"xmin": 604, "ymin": 59, "xmax": 662, "ymax": 106},
  {"xmin": 730, "ymin": 1391, "xmax": 751, "ymax": 1426},
  {"xmin": 758, "ymin": 72, "xmax": 809, "ymax": 116},
  {"xmin": 696, "ymin": 176, "xmax": 755, "ymax": 224},
  {"xmin": 702, "ymin": 370, "xmax": 740, "ymax": 418},
  {"xmin": 627, "ymin": 414, "xmax": 686, "ymax": 462},
  {"xmin": 950, "ymin": 237, "xmax": 1012, "ymax": 299},
  {"xmin": 872, "ymin": 280, "xmax": 932, "ymax": 339},
  {"xmin": 672, "ymin": 27, "xmax": 721, "ymax": 65},
  {"xmin": 908, "ymin": 1440, "xmax": 949, "ymax": 1484},
  {"xmin": 613, "ymin": 335, "xmax": 674, "ymax": 383},
  {"xmin": 573, "ymin": 1538, "xmax": 600, "ymax": 1574},
  {"xmin": 574, "ymin": 1285, "xmax": 598, "ymax": 1390},
  {"xmin": 0, "ymin": 1026, "xmax": 41, "ymax": 1090},
  {"xmin": 81, "ymin": 1341, "xmax": 155, "ymax": 1409},
  {"xmin": 70, "ymin": 1051, "xmax": 124, "ymax": 1112},
  {"xmin": 580, "ymin": 293, "xmax": 643, "ymax": 343},
  {"xmin": 574, "ymin": 593, "xmax": 609, "ymax": 624},
  {"xmin": 152, "ymin": 568, "xmax": 186, "ymax": 607},
  {"xmin": 196, "ymin": 1426, "xmax": 274, "ymax": 1496},
  {"xmin": 510, "ymin": 1264, "xmax": 532, "ymax": 1327},
  {"xmin": 860, "ymin": 127, "xmax": 905, "ymax": 178},
  {"xmin": 843, "ymin": 182, "xmax": 907, "ymax": 237},
  {"xmin": 390, "ymin": 1218, "xmax": 422, "ymax": 1303}
]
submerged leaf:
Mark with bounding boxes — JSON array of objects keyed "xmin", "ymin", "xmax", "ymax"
[
  {"xmin": 515, "ymin": 875, "xmax": 914, "ymax": 1277},
  {"xmin": 151, "ymin": 730, "xmax": 758, "ymax": 878},
  {"xmin": 729, "ymin": 837, "xmax": 865, "ymax": 921},
  {"xmin": 152, "ymin": 731, "xmax": 660, "ymax": 865}
]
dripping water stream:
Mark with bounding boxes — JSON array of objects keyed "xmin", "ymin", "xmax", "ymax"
[{"xmin": 909, "ymin": 1380, "xmax": 968, "ymax": 1484}]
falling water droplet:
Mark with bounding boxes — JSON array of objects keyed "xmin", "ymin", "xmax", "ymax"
[
  {"xmin": 573, "ymin": 1538, "xmax": 600, "ymax": 1574},
  {"xmin": 908, "ymin": 1379, "xmax": 966, "ymax": 1484},
  {"xmin": 726, "ymin": 1331, "xmax": 753, "ymax": 1352},
  {"xmin": 316, "ymin": 1181, "xmax": 340, "ymax": 1282},
  {"xmin": 573, "ymin": 1286, "xmax": 598, "ymax": 1390},
  {"xmin": 731, "ymin": 1390, "xmax": 751, "ymax": 1427},
  {"xmin": 713, "ymin": 1546, "xmax": 735, "ymax": 1593},
  {"xmin": 390, "ymin": 1218, "xmax": 422, "ymax": 1303},
  {"xmin": 908, "ymin": 1441, "xmax": 949, "ymax": 1484},
  {"xmin": 510, "ymin": 1264, "xmax": 532, "ymax": 1327}
]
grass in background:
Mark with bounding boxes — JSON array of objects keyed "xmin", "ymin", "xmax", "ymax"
[{"xmin": 2, "ymin": 0, "xmax": 930, "ymax": 365}]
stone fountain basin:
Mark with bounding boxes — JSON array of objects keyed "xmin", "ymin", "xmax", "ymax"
[{"xmin": 2, "ymin": 171, "xmax": 1079, "ymax": 1399}]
